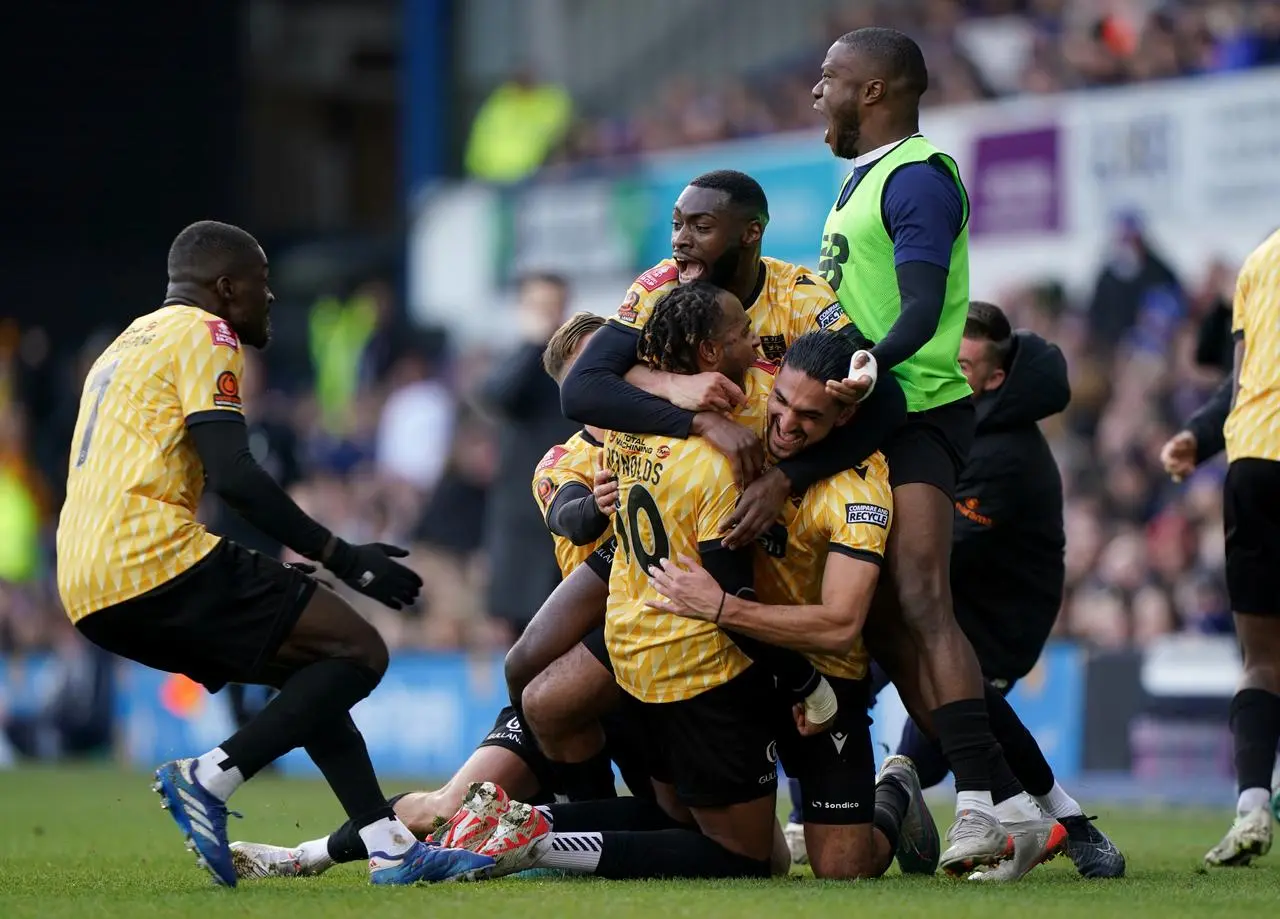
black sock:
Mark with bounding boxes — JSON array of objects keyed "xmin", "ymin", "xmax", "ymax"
[
  {"xmin": 304, "ymin": 713, "xmax": 393, "ymax": 828},
  {"xmin": 1231, "ymin": 688, "xmax": 1280, "ymax": 794},
  {"xmin": 896, "ymin": 718, "xmax": 951, "ymax": 789},
  {"xmin": 547, "ymin": 796, "xmax": 691, "ymax": 832},
  {"xmin": 873, "ymin": 775, "xmax": 909, "ymax": 852},
  {"xmin": 551, "ymin": 749, "xmax": 618, "ymax": 801},
  {"xmin": 541, "ymin": 828, "xmax": 770, "ymax": 879},
  {"xmin": 984, "ymin": 684, "xmax": 1054, "ymax": 797},
  {"xmin": 932, "ymin": 698, "xmax": 1022, "ymax": 800},
  {"xmin": 218, "ymin": 658, "xmax": 381, "ymax": 780},
  {"xmin": 325, "ymin": 792, "xmax": 413, "ymax": 863}
]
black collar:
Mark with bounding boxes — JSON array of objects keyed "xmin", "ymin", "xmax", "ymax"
[
  {"xmin": 743, "ymin": 261, "xmax": 767, "ymax": 311},
  {"xmin": 580, "ymin": 428, "xmax": 604, "ymax": 448}
]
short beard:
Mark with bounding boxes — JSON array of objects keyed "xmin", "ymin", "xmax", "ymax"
[{"xmin": 708, "ymin": 247, "xmax": 742, "ymax": 289}]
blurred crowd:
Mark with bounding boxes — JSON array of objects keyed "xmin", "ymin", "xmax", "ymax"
[
  {"xmin": 526, "ymin": 0, "xmax": 1280, "ymax": 166},
  {"xmin": 0, "ymin": 212, "xmax": 1234, "ymax": 674}
]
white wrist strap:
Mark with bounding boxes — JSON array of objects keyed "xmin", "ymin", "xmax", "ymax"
[
  {"xmin": 803, "ymin": 676, "xmax": 839, "ymax": 725},
  {"xmin": 849, "ymin": 350, "xmax": 878, "ymax": 403}
]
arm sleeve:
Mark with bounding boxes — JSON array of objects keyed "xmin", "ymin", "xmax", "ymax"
[
  {"xmin": 560, "ymin": 323, "xmax": 696, "ymax": 436},
  {"xmin": 477, "ymin": 341, "xmax": 548, "ymax": 419},
  {"xmin": 1186, "ymin": 373, "xmax": 1233, "ymax": 464},
  {"xmin": 868, "ymin": 163, "xmax": 964, "ymax": 371},
  {"xmin": 775, "ymin": 368, "xmax": 906, "ymax": 493},
  {"xmin": 545, "ymin": 483, "xmax": 611, "ymax": 546},
  {"xmin": 188, "ymin": 417, "xmax": 333, "ymax": 560}
]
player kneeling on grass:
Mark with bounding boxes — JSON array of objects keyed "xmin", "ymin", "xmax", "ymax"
[{"xmin": 648, "ymin": 330, "xmax": 934, "ymax": 879}]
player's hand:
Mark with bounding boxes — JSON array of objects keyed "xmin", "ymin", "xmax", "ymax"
[
  {"xmin": 1160, "ymin": 430, "xmax": 1198, "ymax": 482},
  {"xmin": 326, "ymin": 540, "xmax": 424, "ymax": 611},
  {"xmin": 667, "ymin": 372, "xmax": 747, "ymax": 413},
  {"xmin": 826, "ymin": 350, "xmax": 877, "ymax": 406},
  {"xmin": 795, "ymin": 677, "xmax": 839, "ymax": 736},
  {"xmin": 644, "ymin": 555, "xmax": 723, "ymax": 621},
  {"xmin": 593, "ymin": 468, "xmax": 620, "ymax": 515},
  {"xmin": 692, "ymin": 413, "xmax": 765, "ymax": 487},
  {"xmin": 720, "ymin": 467, "xmax": 790, "ymax": 549}
]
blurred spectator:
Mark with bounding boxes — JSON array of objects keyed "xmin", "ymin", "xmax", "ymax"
[
  {"xmin": 465, "ymin": 69, "xmax": 572, "ymax": 183},
  {"xmin": 308, "ymin": 278, "xmax": 401, "ymax": 436},
  {"xmin": 475, "ymin": 273, "xmax": 577, "ymax": 636},
  {"xmin": 1086, "ymin": 212, "xmax": 1183, "ymax": 356},
  {"xmin": 375, "ymin": 335, "xmax": 454, "ymax": 499}
]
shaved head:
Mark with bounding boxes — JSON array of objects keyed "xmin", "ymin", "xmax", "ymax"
[{"xmin": 837, "ymin": 27, "xmax": 929, "ymax": 99}]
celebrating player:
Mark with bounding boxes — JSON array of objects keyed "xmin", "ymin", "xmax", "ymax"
[
  {"xmin": 1179, "ymin": 230, "xmax": 1280, "ymax": 867},
  {"xmin": 227, "ymin": 311, "xmax": 654, "ymax": 880},
  {"xmin": 562, "ymin": 169, "xmax": 905, "ymax": 536},
  {"xmin": 811, "ymin": 27, "xmax": 1031, "ymax": 873},
  {"xmin": 648, "ymin": 330, "xmax": 934, "ymax": 880},
  {"xmin": 56, "ymin": 221, "xmax": 489, "ymax": 887}
]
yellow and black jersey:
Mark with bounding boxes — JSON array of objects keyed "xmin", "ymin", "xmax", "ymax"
[
  {"xmin": 611, "ymin": 257, "xmax": 849, "ymax": 362},
  {"xmin": 1226, "ymin": 228, "xmax": 1280, "ymax": 463},
  {"xmin": 603, "ymin": 429, "xmax": 750, "ymax": 703},
  {"xmin": 753, "ymin": 447, "xmax": 892, "ymax": 681},
  {"xmin": 57, "ymin": 305, "xmax": 246, "ymax": 622},
  {"xmin": 532, "ymin": 429, "xmax": 614, "ymax": 578}
]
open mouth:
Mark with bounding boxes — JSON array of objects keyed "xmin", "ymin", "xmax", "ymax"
[
  {"xmin": 769, "ymin": 420, "xmax": 804, "ymax": 454},
  {"xmin": 674, "ymin": 257, "xmax": 705, "ymax": 284}
]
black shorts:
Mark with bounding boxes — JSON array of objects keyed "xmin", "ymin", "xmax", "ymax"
[
  {"xmin": 1224, "ymin": 458, "xmax": 1280, "ymax": 616},
  {"xmin": 75, "ymin": 539, "xmax": 316, "ymax": 693},
  {"xmin": 584, "ymin": 537, "xmax": 616, "ymax": 582},
  {"xmin": 478, "ymin": 705, "xmax": 556, "ymax": 797},
  {"xmin": 882, "ymin": 397, "xmax": 975, "ymax": 498},
  {"xmin": 580, "ymin": 623, "xmax": 613, "ymax": 674},
  {"xmin": 774, "ymin": 676, "xmax": 875, "ymax": 825},
  {"xmin": 633, "ymin": 666, "xmax": 778, "ymax": 808}
]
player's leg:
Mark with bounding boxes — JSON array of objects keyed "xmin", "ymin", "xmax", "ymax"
[
  {"xmin": 523, "ymin": 629, "xmax": 622, "ymax": 801},
  {"xmin": 505, "ymin": 552, "xmax": 610, "ymax": 700},
  {"xmin": 1207, "ymin": 460, "xmax": 1280, "ymax": 867}
]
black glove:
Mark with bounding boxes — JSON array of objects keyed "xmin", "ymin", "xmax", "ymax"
[{"xmin": 325, "ymin": 541, "xmax": 423, "ymax": 610}]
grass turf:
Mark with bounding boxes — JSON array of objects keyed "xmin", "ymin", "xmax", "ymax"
[{"xmin": 1, "ymin": 765, "xmax": 1278, "ymax": 918}]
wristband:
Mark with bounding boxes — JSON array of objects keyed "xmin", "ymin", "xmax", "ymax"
[
  {"xmin": 803, "ymin": 676, "xmax": 839, "ymax": 726},
  {"xmin": 849, "ymin": 350, "xmax": 878, "ymax": 403}
]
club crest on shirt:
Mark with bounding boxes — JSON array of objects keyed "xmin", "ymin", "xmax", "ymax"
[
  {"xmin": 205, "ymin": 319, "xmax": 240, "ymax": 351},
  {"xmin": 845, "ymin": 503, "xmax": 889, "ymax": 528},
  {"xmin": 636, "ymin": 263, "xmax": 678, "ymax": 292},
  {"xmin": 213, "ymin": 370, "xmax": 242, "ymax": 408},
  {"xmin": 535, "ymin": 476, "xmax": 556, "ymax": 507}
]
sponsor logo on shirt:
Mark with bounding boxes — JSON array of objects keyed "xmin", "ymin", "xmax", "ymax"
[
  {"xmin": 212, "ymin": 370, "xmax": 242, "ymax": 408},
  {"xmin": 617, "ymin": 289, "xmax": 640, "ymax": 324},
  {"xmin": 817, "ymin": 303, "xmax": 844, "ymax": 330},
  {"xmin": 845, "ymin": 502, "xmax": 889, "ymax": 528}
]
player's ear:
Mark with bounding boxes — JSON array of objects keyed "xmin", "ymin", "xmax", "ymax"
[
  {"xmin": 697, "ymin": 338, "xmax": 719, "ymax": 367},
  {"xmin": 742, "ymin": 219, "xmax": 764, "ymax": 248},
  {"xmin": 984, "ymin": 367, "xmax": 1006, "ymax": 392},
  {"xmin": 215, "ymin": 275, "xmax": 236, "ymax": 303},
  {"xmin": 835, "ymin": 402, "xmax": 858, "ymax": 427},
  {"xmin": 863, "ymin": 79, "xmax": 886, "ymax": 105}
]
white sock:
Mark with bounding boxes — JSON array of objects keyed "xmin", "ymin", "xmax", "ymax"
[
  {"xmin": 297, "ymin": 836, "xmax": 336, "ymax": 874},
  {"xmin": 193, "ymin": 747, "xmax": 244, "ymax": 802},
  {"xmin": 1237, "ymin": 787, "xmax": 1270, "ymax": 817},
  {"xmin": 534, "ymin": 832, "xmax": 604, "ymax": 873},
  {"xmin": 955, "ymin": 790, "xmax": 995, "ymax": 817},
  {"xmin": 1034, "ymin": 781, "xmax": 1084, "ymax": 820},
  {"xmin": 994, "ymin": 791, "xmax": 1043, "ymax": 823},
  {"xmin": 360, "ymin": 817, "xmax": 416, "ymax": 866}
]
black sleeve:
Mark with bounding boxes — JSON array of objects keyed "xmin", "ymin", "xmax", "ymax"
[
  {"xmin": 1194, "ymin": 302, "xmax": 1233, "ymax": 371},
  {"xmin": 869, "ymin": 261, "xmax": 949, "ymax": 371},
  {"xmin": 477, "ymin": 341, "xmax": 548, "ymax": 419},
  {"xmin": 188, "ymin": 416, "xmax": 332, "ymax": 560},
  {"xmin": 545, "ymin": 483, "xmax": 611, "ymax": 546},
  {"xmin": 701, "ymin": 542, "xmax": 821, "ymax": 699},
  {"xmin": 560, "ymin": 323, "xmax": 696, "ymax": 437},
  {"xmin": 775, "ymin": 368, "xmax": 906, "ymax": 493},
  {"xmin": 1186, "ymin": 373, "xmax": 1233, "ymax": 464}
]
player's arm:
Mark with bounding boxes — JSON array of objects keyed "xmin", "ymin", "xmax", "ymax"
[
  {"xmin": 868, "ymin": 161, "xmax": 965, "ymax": 372},
  {"xmin": 178, "ymin": 324, "xmax": 420, "ymax": 608},
  {"xmin": 544, "ymin": 482, "xmax": 611, "ymax": 546},
  {"xmin": 1181, "ymin": 373, "xmax": 1233, "ymax": 464}
]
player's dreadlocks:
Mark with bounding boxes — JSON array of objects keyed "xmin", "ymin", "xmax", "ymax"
[
  {"xmin": 637, "ymin": 281, "xmax": 725, "ymax": 375},
  {"xmin": 782, "ymin": 330, "xmax": 858, "ymax": 386}
]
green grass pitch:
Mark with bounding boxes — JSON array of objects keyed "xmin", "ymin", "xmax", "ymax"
[{"xmin": 1, "ymin": 765, "xmax": 1278, "ymax": 918}]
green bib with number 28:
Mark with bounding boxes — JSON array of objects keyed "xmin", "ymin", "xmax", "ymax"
[{"xmin": 818, "ymin": 135, "xmax": 972, "ymax": 413}]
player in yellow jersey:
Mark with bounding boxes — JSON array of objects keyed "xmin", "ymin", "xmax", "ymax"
[
  {"xmin": 1170, "ymin": 229, "xmax": 1280, "ymax": 867},
  {"xmin": 55, "ymin": 220, "xmax": 494, "ymax": 889},
  {"xmin": 226, "ymin": 312, "xmax": 653, "ymax": 881},
  {"xmin": 561, "ymin": 169, "xmax": 905, "ymax": 539},
  {"xmin": 646, "ymin": 330, "xmax": 933, "ymax": 880}
]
